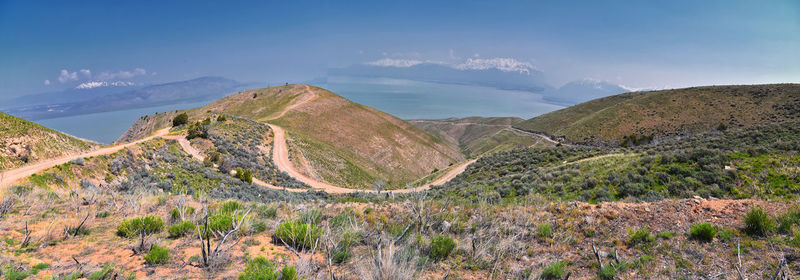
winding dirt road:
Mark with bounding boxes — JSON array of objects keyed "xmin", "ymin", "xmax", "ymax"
[
  {"xmin": 269, "ymin": 125, "xmax": 473, "ymax": 194},
  {"xmin": 1, "ymin": 122, "xmax": 474, "ymax": 194},
  {"xmin": 0, "ymin": 128, "xmax": 171, "ymax": 188}
]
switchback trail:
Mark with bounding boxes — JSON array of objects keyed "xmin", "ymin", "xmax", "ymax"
[
  {"xmin": 269, "ymin": 125, "xmax": 474, "ymax": 194},
  {"xmin": 0, "ymin": 128, "xmax": 171, "ymax": 188}
]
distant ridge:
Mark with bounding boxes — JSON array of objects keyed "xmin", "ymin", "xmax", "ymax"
[
  {"xmin": 515, "ymin": 84, "xmax": 800, "ymax": 145},
  {"xmin": 118, "ymin": 84, "xmax": 463, "ymax": 189}
]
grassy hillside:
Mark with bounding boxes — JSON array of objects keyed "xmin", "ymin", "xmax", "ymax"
[
  {"xmin": 410, "ymin": 117, "xmax": 554, "ymax": 157},
  {"xmin": 0, "ymin": 112, "xmax": 98, "ymax": 170},
  {"xmin": 515, "ymin": 84, "xmax": 800, "ymax": 145},
  {"xmin": 435, "ymin": 121, "xmax": 800, "ymax": 203},
  {"xmin": 2, "ymin": 126, "xmax": 796, "ymax": 279},
  {"xmin": 118, "ymin": 84, "xmax": 463, "ymax": 189}
]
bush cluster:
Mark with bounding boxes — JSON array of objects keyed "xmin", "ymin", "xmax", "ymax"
[
  {"xmin": 238, "ymin": 257, "xmax": 297, "ymax": 280},
  {"xmin": 689, "ymin": 223, "xmax": 717, "ymax": 242},
  {"xmin": 429, "ymin": 235, "xmax": 456, "ymax": 261},
  {"xmin": 117, "ymin": 216, "xmax": 164, "ymax": 238},
  {"xmin": 144, "ymin": 244, "xmax": 170, "ymax": 265},
  {"xmin": 274, "ymin": 221, "xmax": 322, "ymax": 250}
]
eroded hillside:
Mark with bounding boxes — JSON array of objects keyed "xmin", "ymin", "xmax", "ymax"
[{"xmin": 0, "ymin": 113, "xmax": 98, "ymax": 170}]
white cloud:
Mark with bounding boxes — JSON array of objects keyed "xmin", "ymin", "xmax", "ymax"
[
  {"xmin": 454, "ymin": 58, "xmax": 536, "ymax": 74},
  {"xmin": 79, "ymin": 69, "xmax": 91, "ymax": 79},
  {"xmin": 366, "ymin": 58, "xmax": 424, "ymax": 68},
  {"xmin": 57, "ymin": 69, "xmax": 78, "ymax": 83},
  {"xmin": 44, "ymin": 79, "xmax": 51, "ymax": 85}
]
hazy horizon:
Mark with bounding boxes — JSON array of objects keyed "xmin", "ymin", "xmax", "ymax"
[{"xmin": 2, "ymin": 0, "xmax": 799, "ymax": 100}]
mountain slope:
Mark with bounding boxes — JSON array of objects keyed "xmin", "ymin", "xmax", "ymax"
[
  {"xmin": 119, "ymin": 84, "xmax": 464, "ymax": 189},
  {"xmin": 410, "ymin": 117, "xmax": 555, "ymax": 157},
  {"xmin": 515, "ymin": 84, "xmax": 800, "ymax": 145},
  {"xmin": 0, "ymin": 113, "xmax": 99, "ymax": 170}
]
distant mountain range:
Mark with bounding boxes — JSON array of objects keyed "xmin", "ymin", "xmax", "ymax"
[
  {"xmin": 329, "ymin": 61, "xmax": 551, "ymax": 93},
  {"xmin": 2, "ymin": 77, "xmax": 249, "ymax": 120},
  {"xmin": 328, "ymin": 61, "xmax": 632, "ymax": 106}
]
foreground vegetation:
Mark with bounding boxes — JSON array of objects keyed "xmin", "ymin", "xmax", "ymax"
[{"xmin": 435, "ymin": 121, "xmax": 800, "ymax": 203}]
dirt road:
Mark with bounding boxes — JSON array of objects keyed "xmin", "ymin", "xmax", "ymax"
[
  {"xmin": 269, "ymin": 125, "xmax": 473, "ymax": 194},
  {"xmin": 0, "ymin": 128, "xmax": 171, "ymax": 188},
  {"xmin": 1, "ymin": 122, "xmax": 474, "ymax": 194}
]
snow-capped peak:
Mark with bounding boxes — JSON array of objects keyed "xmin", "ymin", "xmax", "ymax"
[
  {"xmin": 75, "ymin": 81, "xmax": 135, "ymax": 89},
  {"xmin": 453, "ymin": 58, "xmax": 536, "ymax": 74}
]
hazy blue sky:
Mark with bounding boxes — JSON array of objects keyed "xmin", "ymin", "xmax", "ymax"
[{"xmin": 1, "ymin": 0, "xmax": 798, "ymax": 98}]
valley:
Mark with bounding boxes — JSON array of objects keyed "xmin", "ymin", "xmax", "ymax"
[{"xmin": 0, "ymin": 84, "xmax": 799, "ymax": 279}]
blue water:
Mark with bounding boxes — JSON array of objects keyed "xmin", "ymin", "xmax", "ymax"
[
  {"xmin": 325, "ymin": 76, "xmax": 563, "ymax": 120},
  {"xmin": 36, "ymin": 78, "xmax": 563, "ymax": 144},
  {"xmin": 38, "ymin": 101, "xmax": 211, "ymax": 144}
]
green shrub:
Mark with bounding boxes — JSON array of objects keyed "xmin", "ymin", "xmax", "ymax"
[
  {"xmin": 238, "ymin": 256, "xmax": 297, "ymax": 280},
  {"xmin": 30, "ymin": 263, "xmax": 49, "ymax": 274},
  {"xmin": 3, "ymin": 267, "xmax": 29, "ymax": 280},
  {"xmin": 743, "ymin": 206, "xmax": 774, "ymax": 236},
  {"xmin": 251, "ymin": 221, "xmax": 268, "ymax": 234},
  {"xmin": 776, "ymin": 208, "xmax": 800, "ymax": 234},
  {"xmin": 144, "ymin": 244, "xmax": 170, "ymax": 265},
  {"xmin": 49, "ymin": 271, "xmax": 83, "ymax": 280},
  {"xmin": 95, "ymin": 211, "xmax": 111, "ymax": 218},
  {"xmin": 208, "ymin": 214, "xmax": 234, "ymax": 232},
  {"xmin": 88, "ymin": 264, "xmax": 114, "ymax": 279},
  {"xmin": 299, "ymin": 209, "xmax": 323, "ymax": 225},
  {"xmin": 186, "ymin": 121, "xmax": 208, "ymax": 139},
  {"xmin": 329, "ymin": 210, "xmax": 355, "ymax": 228},
  {"xmin": 258, "ymin": 206, "xmax": 278, "ymax": 219},
  {"xmin": 536, "ymin": 223, "xmax": 553, "ymax": 239},
  {"xmin": 331, "ymin": 245, "xmax": 351, "ymax": 264},
  {"xmin": 540, "ymin": 261, "xmax": 566, "ymax": 280},
  {"xmin": 169, "ymin": 206, "xmax": 195, "ymax": 221},
  {"xmin": 689, "ymin": 223, "xmax": 717, "ymax": 242},
  {"xmin": 236, "ymin": 168, "xmax": 253, "ymax": 184},
  {"xmin": 717, "ymin": 227, "xmax": 736, "ymax": 241},
  {"xmin": 657, "ymin": 231, "xmax": 676, "ymax": 239},
  {"xmin": 627, "ymin": 228, "xmax": 655, "ymax": 245},
  {"xmin": 168, "ymin": 221, "xmax": 195, "ymax": 238},
  {"xmin": 219, "ymin": 200, "xmax": 243, "ymax": 215},
  {"xmin": 429, "ymin": 234, "xmax": 456, "ymax": 261},
  {"xmin": 117, "ymin": 216, "xmax": 164, "ymax": 238},
  {"xmin": 217, "ymin": 115, "xmax": 227, "ymax": 122},
  {"xmin": 598, "ymin": 264, "xmax": 617, "ymax": 280},
  {"xmin": 274, "ymin": 221, "xmax": 322, "ymax": 250},
  {"xmin": 172, "ymin": 113, "xmax": 189, "ymax": 127}
]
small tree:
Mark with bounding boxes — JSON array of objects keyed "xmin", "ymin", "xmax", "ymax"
[
  {"xmin": 237, "ymin": 168, "xmax": 253, "ymax": 184},
  {"xmin": 117, "ymin": 216, "xmax": 165, "ymax": 253},
  {"xmin": 172, "ymin": 113, "xmax": 189, "ymax": 127}
]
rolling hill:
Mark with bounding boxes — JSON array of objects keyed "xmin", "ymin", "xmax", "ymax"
[
  {"xmin": 0, "ymin": 112, "xmax": 99, "ymax": 170},
  {"xmin": 515, "ymin": 84, "xmax": 800, "ymax": 145},
  {"xmin": 118, "ymin": 84, "xmax": 464, "ymax": 189},
  {"xmin": 409, "ymin": 117, "xmax": 556, "ymax": 157}
]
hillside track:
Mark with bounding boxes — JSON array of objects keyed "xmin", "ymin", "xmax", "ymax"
[{"xmin": 0, "ymin": 128, "xmax": 171, "ymax": 188}]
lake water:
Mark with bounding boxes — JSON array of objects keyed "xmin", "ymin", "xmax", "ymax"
[
  {"xmin": 38, "ymin": 101, "xmax": 212, "ymax": 144},
  {"xmin": 324, "ymin": 76, "xmax": 563, "ymax": 120},
  {"xmin": 36, "ymin": 77, "xmax": 563, "ymax": 144}
]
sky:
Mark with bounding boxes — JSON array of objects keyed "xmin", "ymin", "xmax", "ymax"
[{"xmin": 1, "ymin": 0, "xmax": 798, "ymax": 98}]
